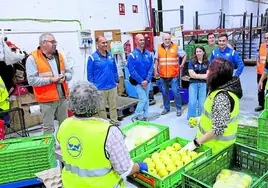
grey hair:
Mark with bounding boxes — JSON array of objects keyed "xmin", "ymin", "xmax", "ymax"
[
  {"xmin": 68, "ymin": 81, "xmax": 102, "ymax": 117},
  {"xmin": 39, "ymin": 33, "xmax": 54, "ymax": 45}
]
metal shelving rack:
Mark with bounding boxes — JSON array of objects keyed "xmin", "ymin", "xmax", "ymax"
[{"xmin": 182, "ymin": 11, "xmax": 266, "ymax": 62}]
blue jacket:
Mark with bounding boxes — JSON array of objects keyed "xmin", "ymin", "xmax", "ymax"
[
  {"xmin": 210, "ymin": 47, "xmax": 244, "ymax": 77},
  {"xmin": 127, "ymin": 48, "xmax": 154, "ymax": 84},
  {"xmin": 87, "ymin": 50, "xmax": 119, "ymax": 90}
]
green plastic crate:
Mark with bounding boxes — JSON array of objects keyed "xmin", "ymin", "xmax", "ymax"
[
  {"xmin": 253, "ymin": 172, "xmax": 268, "ymax": 188},
  {"xmin": 128, "ymin": 137, "xmax": 212, "ymax": 188},
  {"xmin": 121, "ymin": 121, "xmax": 170, "ymax": 158},
  {"xmin": 0, "ymin": 155, "xmax": 56, "ymax": 184},
  {"xmin": 258, "ymin": 133, "xmax": 268, "ymax": 153},
  {"xmin": 265, "ymin": 94, "xmax": 268, "ymax": 109},
  {"xmin": 182, "ymin": 143, "xmax": 268, "ymax": 188},
  {"xmin": 237, "ymin": 115, "xmax": 258, "ymax": 136},
  {"xmin": 258, "ymin": 110, "xmax": 268, "ymax": 134},
  {"xmin": 236, "ymin": 135, "xmax": 257, "ymax": 148},
  {"xmin": 0, "ymin": 134, "xmax": 56, "ymax": 184}
]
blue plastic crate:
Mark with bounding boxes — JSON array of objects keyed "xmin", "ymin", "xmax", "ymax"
[{"xmin": 156, "ymin": 79, "xmax": 188, "ymax": 105}]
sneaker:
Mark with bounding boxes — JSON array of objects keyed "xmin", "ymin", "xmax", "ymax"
[
  {"xmin": 161, "ymin": 109, "xmax": 170, "ymax": 115},
  {"xmin": 255, "ymin": 106, "xmax": 264, "ymax": 112},
  {"xmin": 176, "ymin": 110, "xmax": 182, "ymax": 117},
  {"xmin": 141, "ymin": 117, "xmax": 149, "ymax": 122},
  {"xmin": 131, "ymin": 116, "xmax": 140, "ymax": 122}
]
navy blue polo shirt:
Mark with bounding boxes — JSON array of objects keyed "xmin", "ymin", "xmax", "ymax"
[{"xmin": 188, "ymin": 59, "xmax": 208, "ymax": 83}]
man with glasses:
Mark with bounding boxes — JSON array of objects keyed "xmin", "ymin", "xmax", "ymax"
[
  {"xmin": 154, "ymin": 33, "xmax": 187, "ymax": 117},
  {"xmin": 87, "ymin": 36, "xmax": 120, "ymax": 126},
  {"xmin": 210, "ymin": 33, "xmax": 244, "ymax": 77},
  {"xmin": 26, "ymin": 33, "xmax": 72, "ymax": 135},
  {"xmin": 257, "ymin": 33, "xmax": 268, "ymax": 111}
]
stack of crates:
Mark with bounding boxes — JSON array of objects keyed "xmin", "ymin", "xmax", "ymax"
[
  {"xmin": 236, "ymin": 115, "xmax": 258, "ymax": 148},
  {"xmin": 184, "ymin": 44, "xmax": 195, "ymax": 60},
  {"xmin": 0, "ymin": 134, "xmax": 56, "ymax": 184}
]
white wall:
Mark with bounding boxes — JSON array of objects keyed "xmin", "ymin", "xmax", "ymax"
[{"xmin": 0, "ymin": 0, "xmax": 148, "ymax": 86}]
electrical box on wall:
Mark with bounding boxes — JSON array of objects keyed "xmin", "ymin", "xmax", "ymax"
[{"xmin": 78, "ymin": 30, "xmax": 92, "ymax": 49}]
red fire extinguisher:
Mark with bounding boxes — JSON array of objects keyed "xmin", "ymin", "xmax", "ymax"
[{"xmin": 124, "ymin": 40, "xmax": 131, "ymax": 56}]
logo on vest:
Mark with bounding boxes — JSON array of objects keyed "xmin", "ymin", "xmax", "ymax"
[
  {"xmin": 170, "ymin": 49, "xmax": 175, "ymax": 53},
  {"xmin": 67, "ymin": 136, "xmax": 82, "ymax": 158}
]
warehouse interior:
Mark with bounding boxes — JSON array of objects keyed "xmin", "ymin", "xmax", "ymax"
[{"xmin": 0, "ymin": 0, "xmax": 268, "ymax": 187}]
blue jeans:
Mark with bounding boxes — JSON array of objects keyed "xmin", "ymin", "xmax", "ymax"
[
  {"xmin": 160, "ymin": 77, "xmax": 182, "ymax": 110},
  {"xmin": 135, "ymin": 84, "xmax": 150, "ymax": 118},
  {"xmin": 187, "ymin": 82, "xmax": 207, "ymax": 120}
]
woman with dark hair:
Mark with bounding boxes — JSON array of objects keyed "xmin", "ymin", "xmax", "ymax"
[
  {"xmin": 183, "ymin": 58, "xmax": 242, "ymax": 154},
  {"xmin": 187, "ymin": 46, "xmax": 209, "ymax": 120}
]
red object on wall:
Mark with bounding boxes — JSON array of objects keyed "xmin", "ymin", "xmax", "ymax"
[
  {"xmin": 132, "ymin": 32, "xmax": 153, "ymax": 52},
  {"xmin": 132, "ymin": 5, "xmax": 138, "ymax": 13},
  {"xmin": 119, "ymin": 3, "xmax": 125, "ymax": 15}
]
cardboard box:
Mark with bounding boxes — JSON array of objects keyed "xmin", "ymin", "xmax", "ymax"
[{"xmin": 9, "ymin": 93, "xmax": 43, "ymax": 131}]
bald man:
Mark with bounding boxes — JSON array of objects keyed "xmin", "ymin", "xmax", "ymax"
[
  {"xmin": 257, "ymin": 33, "xmax": 268, "ymax": 111},
  {"xmin": 127, "ymin": 34, "xmax": 154, "ymax": 122},
  {"xmin": 154, "ymin": 33, "xmax": 187, "ymax": 117},
  {"xmin": 87, "ymin": 36, "xmax": 120, "ymax": 125}
]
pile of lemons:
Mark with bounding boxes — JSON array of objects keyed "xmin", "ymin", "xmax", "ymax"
[
  {"xmin": 213, "ymin": 169, "xmax": 253, "ymax": 188},
  {"xmin": 143, "ymin": 142, "xmax": 203, "ymax": 178}
]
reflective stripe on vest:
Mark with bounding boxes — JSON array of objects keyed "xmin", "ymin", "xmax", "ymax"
[
  {"xmin": 64, "ymin": 161, "xmax": 112, "ymax": 177},
  {"xmin": 39, "ymin": 72, "xmax": 53, "ymax": 77},
  {"xmin": 0, "ymin": 83, "xmax": 5, "ymax": 89},
  {"xmin": 202, "ymin": 108, "xmax": 238, "ymax": 124},
  {"xmin": 159, "ymin": 57, "xmax": 178, "ymax": 61},
  {"xmin": 198, "ymin": 124, "xmax": 236, "ymax": 141}
]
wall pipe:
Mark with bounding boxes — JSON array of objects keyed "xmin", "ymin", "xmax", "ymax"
[
  {"xmin": 242, "ymin": 12, "xmax": 247, "ymax": 61},
  {"xmin": 0, "ymin": 18, "xmax": 83, "ymax": 30},
  {"xmin": 148, "ymin": 0, "xmax": 154, "ymax": 29},
  {"xmin": 157, "ymin": 0, "xmax": 163, "ymax": 32},
  {"xmin": 249, "ymin": 13, "xmax": 253, "ymax": 59},
  {"xmin": 257, "ymin": 0, "xmax": 260, "ymax": 26}
]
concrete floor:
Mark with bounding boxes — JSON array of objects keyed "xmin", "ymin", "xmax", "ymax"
[{"xmin": 27, "ymin": 66, "xmax": 260, "ymax": 187}]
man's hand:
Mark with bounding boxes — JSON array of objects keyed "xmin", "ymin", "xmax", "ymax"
[
  {"xmin": 141, "ymin": 80, "xmax": 148, "ymax": 89},
  {"xmin": 52, "ymin": 76, "xmax": 62, "ymax": 83},
  {"xmin": 154, "ymin": 69, "xmax": 159, "ymax": 77},
  {"xmin": 258, "ymin": 81, "xmax": 263, "ymax": 91},
  {"xmin": 116, "ymin": 83, "xmax": 119, "ymax": 87},
  {"xmin": 58, "ymin": 74, "xmax": 66, "ymax": 83}
]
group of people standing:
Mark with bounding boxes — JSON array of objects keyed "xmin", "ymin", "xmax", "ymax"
[{"xmin": 127, "ymin": 32, "xmax": 244, "ymax": 123}]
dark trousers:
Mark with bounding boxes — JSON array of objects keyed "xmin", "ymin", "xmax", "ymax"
[{"xmin": 257, "ymin": 74, "xmax": 267, "ymax": 107}]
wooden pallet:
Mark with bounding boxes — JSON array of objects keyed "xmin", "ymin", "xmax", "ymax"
[{"xmin": 106, "ymin": 96, "xmax": 138, "ymax": 121}]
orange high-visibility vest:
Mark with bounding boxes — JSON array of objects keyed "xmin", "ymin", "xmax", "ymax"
[
  {"xmin": 31, "ymin": 49, "xmax": 69, "ymax": 102},
  {"xmin": 258, "ymin": 43, "xmax": 267, "ymax": 74},
  {"xmin": 158, "ymin": 43, "xmax": 179, "ymax": 78}
]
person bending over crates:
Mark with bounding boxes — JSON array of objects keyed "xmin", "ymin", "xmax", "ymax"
[
  {"xmin": 57, "ymin": 81, "xmax": 148, "ymax": 188},
  {"xmin": 183, "ymin": 58, "xmax": 242, "ymax": 154}
]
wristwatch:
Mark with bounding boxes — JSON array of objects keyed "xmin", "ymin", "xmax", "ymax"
[{"xmin": 193, "ymin": 138, "xmax": 201, "ymax": 148}]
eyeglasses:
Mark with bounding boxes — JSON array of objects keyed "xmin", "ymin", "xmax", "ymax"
[
  {"xmin": 264, "ymin": 37, "xmax": 268, "ymax": 39},
  {"xmin": 45, "ymin": 40, "xmax": 58, "ymax": 45}
]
